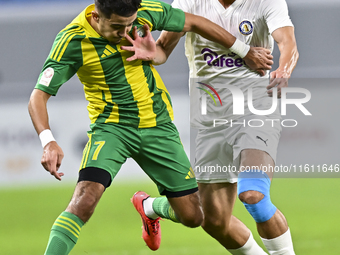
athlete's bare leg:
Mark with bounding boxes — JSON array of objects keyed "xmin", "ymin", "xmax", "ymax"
[
  {"xmin": 198, "ymin": 182, "xmax": 250, "ymax": 249},
  {"xmin": 66, "ymin": 180, "xmax": 105, "ymax": 223},
  {"xmin": 238, "ymin": 149, "xmax": 288, "ymax": 239},
  {"xmin": 167, "ymin": 191, "xmax": 203, "ymax": 228}
]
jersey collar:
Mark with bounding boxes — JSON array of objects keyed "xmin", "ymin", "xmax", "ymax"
[
  {"xmin": 71, "ymin": 4, "xmax": 102, "ymax": 38},
  {"xmin": 213, "ymin": 0, "xmax": 244, "ymax": 16}
]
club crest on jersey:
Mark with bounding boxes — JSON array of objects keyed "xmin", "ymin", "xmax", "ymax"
[{"xmin": 239, "ymin": 20, "xmax": 253, "ymax": 35}]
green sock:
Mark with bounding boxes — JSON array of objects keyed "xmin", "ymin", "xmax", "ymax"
[
  {"xmin": 152, "ymin": 197, "xmax": 180, "ymax": 223},
  {"xmin": 44, "ymin": 211, "xmax": 84, "ymax": 255}
]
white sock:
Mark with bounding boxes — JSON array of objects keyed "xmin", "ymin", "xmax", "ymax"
[
  {"xmin": 261, "ymin": 228, "xmax": 295, "ymax": 255},
  {"xmin": 228, "ymin": 233, "xmax": 268, "ymax": 255},
  {"xmin": 142, "ymin": 197, "xmax": 159, "ymax": 219}
]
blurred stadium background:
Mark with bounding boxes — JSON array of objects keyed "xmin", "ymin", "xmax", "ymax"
[{"xmin": 0, "ymin": 0, "xmax": 339, "ymax": 254}]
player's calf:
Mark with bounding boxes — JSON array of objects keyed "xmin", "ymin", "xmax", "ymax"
[
  {"xmin": 167, "ymin": 192, "xmax": 203, "ymax": 228},
  {"xmin": 237, "ymin": 170, "xmax": 296, "ymax": 254}
]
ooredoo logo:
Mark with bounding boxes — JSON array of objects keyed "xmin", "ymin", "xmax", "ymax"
[{"xmin": 201, "ymin": 48, "xmax": 245, "ymax": 67}]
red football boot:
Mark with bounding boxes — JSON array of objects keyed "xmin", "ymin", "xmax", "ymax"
[{"xmin": 131, "ymin": 191, "xmax": 161, "ymax": 251}]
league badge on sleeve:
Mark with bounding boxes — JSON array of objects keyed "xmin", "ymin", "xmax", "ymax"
[
  {"xmin": 39, "ymin": 67, "xmax": 54, "ymax": 87},
  {"xmin": 239, "ymin": 20, "xmax": 253, "ymax": 35}
]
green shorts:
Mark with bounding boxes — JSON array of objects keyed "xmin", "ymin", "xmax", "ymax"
[{"xmin": 79, "ymin": 122, "xmax": 197, "ymax": 196}]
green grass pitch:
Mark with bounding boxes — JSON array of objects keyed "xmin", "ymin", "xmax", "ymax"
[{"xmin": 1, "ymin": 178, "xmax": 339, "ymax": 254}]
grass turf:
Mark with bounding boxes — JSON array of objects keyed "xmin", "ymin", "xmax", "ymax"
[{"xmin": 0, "ymin": 178, "xmax": 339, "ymax": 254}]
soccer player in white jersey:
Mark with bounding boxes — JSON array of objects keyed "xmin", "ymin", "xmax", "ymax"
[
  {"xmin": 158, "ymin": 0, "xmax": 298, "ymax": 254},
  {"xmin": 125, "ymin": 0, "xmax": 299, "ymax": 254}
]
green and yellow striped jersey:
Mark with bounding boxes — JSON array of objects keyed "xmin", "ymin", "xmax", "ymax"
[{"xmin": 35, "ymin": 0, "xmax": 185, "ymax": 128}]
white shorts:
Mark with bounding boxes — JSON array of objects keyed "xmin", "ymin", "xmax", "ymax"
[{"xmin": 193, "ymin": 115, "xmax": 281, "ymax": 183}]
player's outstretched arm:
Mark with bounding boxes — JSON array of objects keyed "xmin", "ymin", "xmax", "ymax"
[
  {"xmin": 267, "ymin": 26, "xmax": 299, "ymax": 97},
  {"xmin": 122, "ymin": 13, "xmax": 273, "ymax": 73},
  {"xmin": 182, "ymin": 13, "xmax": 273, "ymax": 73},
  {"xmin": 28, "ymin": 89, "xmax": 64, "ymax": 180},
  {"xmin": 152, "ymin": 30, "xmax": 184, "ymax": 65}
]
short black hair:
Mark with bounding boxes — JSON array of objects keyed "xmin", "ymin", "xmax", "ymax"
[{"xmin": 95, "ymin": 0, "xmax": 142, "ymax": 18}]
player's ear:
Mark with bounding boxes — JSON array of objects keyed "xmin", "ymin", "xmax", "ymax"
[{"xmin": 92, "ymin": 11, "xmax": 100, "ymax": 23}]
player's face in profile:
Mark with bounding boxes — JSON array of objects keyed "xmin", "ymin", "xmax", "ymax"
[{"xmin": 93, "ymin": 11, "xmax": 137, "ymax": 44}]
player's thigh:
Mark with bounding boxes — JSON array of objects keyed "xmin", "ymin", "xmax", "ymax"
[
  {"xmin": 135, "ymin": 122, "xmax": 198, "ymax": 197},
  {"xmin": 194, "ymin": 126, "xmax": 238, "ymax": 182},
  {"xmin": 233, "ymin": 116, "xmax": 281, "ymax": 178},
  {"xmin": 240, "ymin": 149, "xmax": 275, "ymax": 179},
  {"xmin": 240, "ymin": 149, "xmax": 275, "ymax": 167},
  {"xmin": 79, "ymin": 125, "xmax": 135, "ymax": 186}
]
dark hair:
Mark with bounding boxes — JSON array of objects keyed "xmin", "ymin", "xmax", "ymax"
[{"xmin": 95, "ymin": 0, "xmax": 142, "ymax": 18}]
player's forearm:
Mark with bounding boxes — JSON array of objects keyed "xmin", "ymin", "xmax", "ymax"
[
  {"xmin": 182, "ymin": 13, "xmax": 237, "ymax": 50},
  {"xmin": 273, "ymin": 26, "xmax": 299, "ymax": 78},
  {"xmin": 277, "ymin": 41, "xmax": 299, "ymax": 78},
  {"xmin": 151, "ymin": 44, "xmax": 170, "ymax": 65},
  {"xmin": 28, "ymin": 89, "xmax": 52, "ymax": 135},
  {"xmin": 152, "ymin": 31, "xmax": 184, "ymax": 65}
]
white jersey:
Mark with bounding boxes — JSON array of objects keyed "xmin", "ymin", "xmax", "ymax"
[
  {"xmin": 172, "ymin": 0, "xmax": 293, "ymax": 80},
  {"xmin": 172, "ymin": 0, "xmax": 294, "ymax": 129}
]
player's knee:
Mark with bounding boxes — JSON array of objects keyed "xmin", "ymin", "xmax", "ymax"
[
  {"xmin": 69, "ymin": 194, "xmax": 97, "ymax": 221},
  {"xmin": 237, "ymin": 170, "xmax": 277, "ymax": 223},
  {"xmin": 67, "ymin": 182, "xmax": 103, "ymax": 222},
  {"xmin": 179, "ymin": 209, "xmax": 203, "ymax": 228},
  {"xmin": 238, "ymin": 190, "xmax": 264, "ymax": 204},
  {"xmin": 201, "ymin": 215, "xmax": 227, "ymax": 235},
  {"xmin": 79, "ymin": 193, "xmax": 97, "ymax": 210}
]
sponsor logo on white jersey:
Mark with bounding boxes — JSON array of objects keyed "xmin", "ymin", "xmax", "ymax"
[{"xmin": 201, "ymin": 48, "xmax": 245, "ymax": 67}]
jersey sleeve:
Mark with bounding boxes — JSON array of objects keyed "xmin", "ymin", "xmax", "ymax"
[
  {"xmin": 35, "ymin": 26, "xmax": 85, "ymax": 96},
  {"xmin": 171, "ymin": 0, "xmax": 195, "ymax": 13},
  {"xmin": 262, "ymin": 0, "xmax": 294, "ymax": 34},
  {"xmin": 137, "ymin": 0, "xmax": 186, "ymax": 32}
]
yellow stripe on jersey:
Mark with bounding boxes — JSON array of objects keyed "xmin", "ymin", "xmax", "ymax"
[
  {"xmin": 139, "ymin": 1, "xmax": 163, "ymax": 12},
  {"xmin": 138, "ymin": 7, "xmax": 163, "ymax": 12},
  {"xmin": 57, "ymin": 32, "xmax": 85, "ymax": 62},
  {"xmin": 51, "ymin": 26, "xmax": 84, "ymax": 61},
  {"xmin": 101, "ymin": 45, "xmax": 117, "ymax": 58},
  {"xmin": 140, "ymin": 2, "xmax": 162, "ymax": 8},
  {"xmin": 101, "ymin": 43, "xmax": 119, "ymax": 124},
  {"xmin": 150, "ymin": 66, "xmax": 174, "ymax": 121},
  {"xmin": 118, "ymin": 43, "xmax": 157, "ymax": 128},
  {"xmin": 137, "ymin": 17, "xmax": 154, "ymax": 31},
  {"xmin": 77, "ymin": 38, "xmax": 116, "ymax": 124},
  {"xmin": 105, "ymin": 103, "xmax": 119, "ymax": 124},
  {"xmin": 141, "ymin": 0, "xmax": 162, "ymax": 6},
  {"xmin": 105, "ymin": 45, "xmax": 117, "ymax": 55}
]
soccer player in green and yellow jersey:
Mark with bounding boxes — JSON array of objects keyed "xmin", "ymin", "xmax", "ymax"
[{"xmin": 28, "ymin": 0, "xmax": 273, "ymax": 254}]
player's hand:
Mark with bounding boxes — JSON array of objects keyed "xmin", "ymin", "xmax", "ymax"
[
  {"xmin": 243, "ymin": 47, "xmax": 273, "ymax": 76},
  {"xmin": 41, "ymin": 141, "xmax": 64, "ymax": 181},
  {"xmin": 267, "ymin": 69, "xmax": 290, "ymax": 98},
  {"xmin": 121, "ymin": 24, "xmax": 157, "ymax": 62}
]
